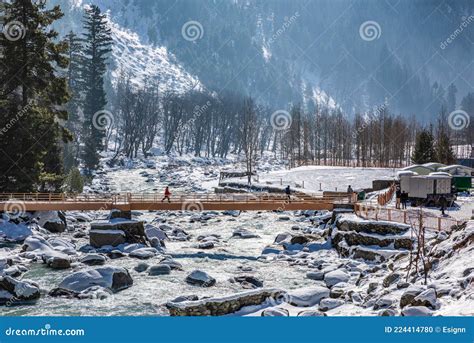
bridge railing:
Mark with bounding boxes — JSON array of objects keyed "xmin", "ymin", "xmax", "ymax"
[
  {"xmin": 0, "ymin": 192, "xmax": 353, "ymax": 204},
  {"xmin": 354, "ymin": 203, "xmax": 463, "ymax": 231}
]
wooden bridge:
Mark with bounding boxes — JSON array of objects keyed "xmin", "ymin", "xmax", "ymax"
[{"xmin": 0, "ymin": 192, "xmax": 355, "ymax": 212}]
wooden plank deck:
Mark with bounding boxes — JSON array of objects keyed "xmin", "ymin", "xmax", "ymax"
[{"xmin": 0, "ymin": 193, "xmax": 354, "ymax": 212}]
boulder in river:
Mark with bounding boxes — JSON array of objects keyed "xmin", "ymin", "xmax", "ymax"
[
  {"xmin": 324, "ymin": 269, "xmax": 350, "ymax": 287},
  {"xmin": 185, "ymin": 270, "xmax": 216, "ymax": 287},
  {"xmin": 90, "ymin": 219, "xmax": 146, "ymax": 244},
  {"xmin": 297, "ymin": 310, "xmax": 327, "ymax": 316},
  {"xmin": 232, "ymin": 228, "xmax": 260, "ymax": 239},
  {"xmin": 287, "ymin": 286, "xmax": 330, "ymax": 307},
  {"xmin": 44, "ymin": 255, "xmax": 71, "ymax": 269},
  {"xmin": 54, "ymin": 266, "xmax": 133, "ymax": 294},
  {"xmin": 0, "ymin": 220, "xmax": 32, "ymax": 243},
  {"xmin": 108, "ymin": 209, "xmax": 132, "ymax": 220},
  {"xmin": 229, "ymin": 275, "xmax": 264, "ymax": 289},
  {"xmin": 261, "ymin": 307, "xmax": 289, "ymax": 316},
  {"xmin": 148, "ymin": 264, "xmax": 171, "ymax": 276},
  {"xmin": 319, "ymin": 298, "xmax": 344, "ymax": 311},
  {"xmin": 0, "ymin": 276, "xmax": 40, "ymax": 305},
  {"xmin": 36, "ymin": 211, "xmax": 67, "ymax": 233},
  {"xmin": 401, "ymin": 306, "xmax": 433, "ymax": 316},
  {"xmin": 89, "ymin": 230, "xmax": 126, "ymax": 248},
  {"xmin": 166, "ymin": 288, "xmax": 285, "ymax": 316},
  {"xmin": 80, "ymin": 254, "xmax": 107, "ymax": 266},
  {"xmin": 129, "ymin": 247, "xmax": 159, "ymax": 259}
]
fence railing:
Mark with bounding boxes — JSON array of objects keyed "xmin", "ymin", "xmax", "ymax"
[
  {"xmin": 354, "ymin": 203, "xmax": 463, "ymax": 231},
  {"xmin": 0, "ymin": 192, "xmax": 353, "ymax": 205},
  {"xmin": 377, "ymin": 184, "xmax": 396, "ymax": 206}
]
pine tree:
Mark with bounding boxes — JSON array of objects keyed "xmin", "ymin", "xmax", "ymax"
[
  {"xmin": 411, "ymin": 127, "xmax": 436, "ymax": 164},
  {"xmin": 435, "ymin": 107, "xmax": 457, "ymax": 165},
  {"xmin": 63, "ymin": 167, "xmax": 84, "ymax": 193},
  {"xmin": 63, "ymin": 31, "xmax": 85, "ymax": 171},
  {"xmin": 0, "ymin": 0, "xmax": 69, "ymax": 192},
  {"xmin": 446, "ymin": 83, "xmax": 457, "ymax": 114},
  {"xmin": 81, "ymin": 5, "xmax": 112, "ymax": 172}
]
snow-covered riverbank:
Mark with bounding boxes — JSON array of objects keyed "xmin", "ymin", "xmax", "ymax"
[{"xmin": 1, "ymin": 156, "xmax": 472, "ymax": 316}]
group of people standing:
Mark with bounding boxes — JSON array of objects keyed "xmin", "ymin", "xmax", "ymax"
[{"xmin": 395, "ymin": 187, "xmax": 409, "ymax": 209}]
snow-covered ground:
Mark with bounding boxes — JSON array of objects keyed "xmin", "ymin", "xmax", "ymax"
[
  {"xmin": 1, "ymin": 155, "xmax": 472, "ymax": 317},
  {"xmin": 257, "ymin": 166, "xmax": 397, "ymax": 193}
]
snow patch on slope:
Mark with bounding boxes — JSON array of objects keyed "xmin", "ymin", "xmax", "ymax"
[{"xmin": 109, "ymin": 20, "xmax": 202, "ymax": 92}]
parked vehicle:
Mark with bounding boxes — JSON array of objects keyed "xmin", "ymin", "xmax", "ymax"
[{"xmin": 397, "ymin": 171, "xmax": 455, "ymax": 206}]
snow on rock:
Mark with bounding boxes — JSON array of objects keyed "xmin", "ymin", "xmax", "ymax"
[
  {"xmin": 319, "ymin": 298, "xmax": 345, "ymax": 311},
  {"xmin": 229, "ymin": 275, "xmax": 264, "ymax": 289},
  {"xmin": 261, "ymin": 307, "xmax": 289, "ymax": 316},
  {"xmin": 0, "ymin": 275, "xmax": 40, "ymax": 305},
  {"xmin": 185, "ymin": 270, "xmax": 216, "ymax": 287},
  {"xmin": 411, "ymin": 288, "xmax": 438, "ymax": 309},
  {"xmin": 399, "ymin": 285, "xmax": 426, "ymax": 308},
  {"xmin": 335, "ymin": 214, "xmax": 410, "ymax": 235},
  {"xmin": 21, "ymin": 235, "xmax": 72, "ymax": 269},
  {"xmin": 287, "ymin": 286, "xmax": 330, "ymax": 307},
  {"xmin": 90, "ymin": 229, "xmax": 126, "ymax": 248},
  {"xmin": 401, "ymin": 306, "xmax": 433, "ymax": 316},
  {"xmin": 148, "ymin": 264, "xmax": 171, "ymax": 276},
  {"xmin": 166, "ymin": 288, "xmax": 285, "ymax": 316},
  {"xmin": 55, "ymin": 266, "xmax": 133, "ymax": 293},
  {"xmin": 108, "ymin": 209, "xmax": 132, "ymax": 220},
  {"xmin": 324, "ymin": 270, "xmax": 350, "ymax": 288},
  {"xmin": 0, "ymin": 220, "xmax": 32, "ymax": 243},
  {"xmin": 80, "ymin": 254, "xmax": 107, "ymax": 266},
  {"xmin": 297, "ymin": 309, "xmax": 327, "ymax": 316},
  {"xmin": 145, "ymin": 224, "xmax": 169, "ymax": 241},
  {"xmin": 232, "ymin": 228, "xmax": 260, "ymax": 239},
  {"xmin": 35, "ymin": 211, "xmax": 67, "ymax": 233},
  {"xmin": 129, "ymin": 247, "xmax": 159, "ymax": 259}
]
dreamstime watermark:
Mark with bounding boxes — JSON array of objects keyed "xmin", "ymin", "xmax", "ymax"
[
  {"xmin": 5, "ymin": 323, "xmax": 85, "ymax": 337},
  {"xmin": 351, "ymin": 104, "xmax": 387, "ymax": 139},
  {"xmin": 3, "ymin": 200, "xmax": 26, "ymax": 219},
  {"xmin": 359, "ymin": 21, "xmax": 382, "ymax": 41},
  {"xmin": 448, "ymin": 109, "xmax": 470, "ymax": 130},
  {"xmin": 2, "ymin": 20, "xmax": 26, "ymax": 41},
  {"xmin": 264, "ymin": 12, "xmax": 300, "ymax": 48},
  {"xmin": 270, "ymin": 110, "xmax": 292, "ymax": 131},
  {"xmin": 440, "ymin": 15, "xmax": 474, "ymax": 50},
  {"xmin": 181, "ymin": 21, "xmax": 204, "ymax": 42},
  {"xmin": 0, "ymin": 103, "xmax": 31, "ymax": 136},
  {"xmin": 181, "ymin": 200, "xmax": 204, "ymax": 211},
  {"xmin": 92, "ymin": 110, "xmax": 114, "ymax": 131}
]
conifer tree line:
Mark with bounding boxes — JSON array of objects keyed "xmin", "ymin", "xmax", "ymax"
[
  {"xmin": 0, "ymin": 1, "xmax": 472, "ymax": 194},
  {"xmin": 0, "ymin": 1, "xmax": 112, "ymax": 192}
]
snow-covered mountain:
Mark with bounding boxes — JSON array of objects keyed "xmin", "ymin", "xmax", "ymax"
[
  {"xmin": 108, "ymin": 20, "xmax": 201, "ymax": 92},
  {"xmin": 52, "ymin": 0, "xmax": 473, "ymax": 118},
  {"xmin": 52, "ymin": 0, "xmax": 202, "ymax": 94}
]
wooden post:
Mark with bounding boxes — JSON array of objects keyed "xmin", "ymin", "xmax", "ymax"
[
  {"xmin": 403, "ymin": 211, "xmax": 407, "ymax": 224},
  {"xmin": 388, "ymin": 209, "xmax": 391, "ymax": 221},
  {"xmin": 438, "ymin": 217, "xmax": 441, "ymax": 231}
]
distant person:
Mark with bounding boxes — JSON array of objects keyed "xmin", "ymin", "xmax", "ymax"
[
  {"xmin": 395, "ymin": 186, "xmax": 401, "ymax": 209},
  {"xmin": 285, "ymin": 185, "xmax": 291, "ymax": 202},
  {"xmin": 401, "ymin": 191, "xmax": 408, "ymax": 209},
  {"xmin": 161, "ymin": 186, "xmax": 171, "ymax": 203},
  {"xmin": 347, "ymin": 185, "xmax": 354, "ymax": 203},
  {"xmin": 439, "ymin": 197, "xmax": 447, "ymax": 216}
]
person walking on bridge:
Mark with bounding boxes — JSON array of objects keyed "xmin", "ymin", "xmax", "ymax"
[
  {"xmin": 161, "ymin": 186, "xmax": 171, "ymax": 203},
  {"xmin": 347, "ymin": 185, "xmax": 354, "ymax": 203},
  {"xmin": 285, "ymin": 185, "xmax": 292, "ymax": 203}
]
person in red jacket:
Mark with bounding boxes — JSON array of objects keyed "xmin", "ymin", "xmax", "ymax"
[{"xmin": 161, "ymin": 186, "xmax": 171, "ymax": 203}]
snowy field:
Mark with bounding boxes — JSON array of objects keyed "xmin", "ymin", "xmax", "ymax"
[{"xmin": 258, "ymin": 166, "xmax": 397, "ymax": 193}]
